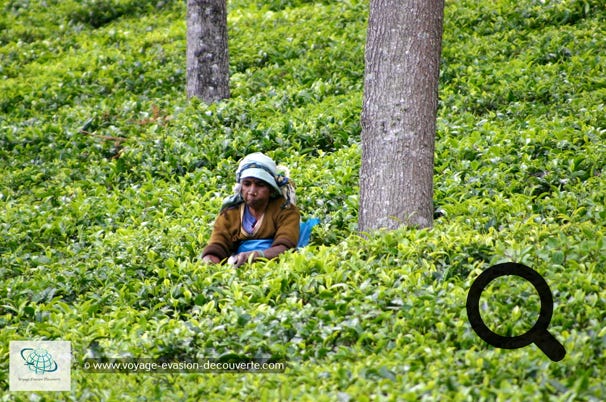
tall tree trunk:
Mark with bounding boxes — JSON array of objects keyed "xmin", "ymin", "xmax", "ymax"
[
  {"xmin": 359, "ymin": 0, "xmax": 444, "ymax": 232},
  {"xmin": 186, "ymin": 0, "xmax": 230, "ymax": 102}
]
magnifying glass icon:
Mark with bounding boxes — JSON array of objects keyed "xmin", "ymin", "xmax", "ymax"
[{"xmin": 466, "ymin": 262, "xmax": 566, "ymax": 362}]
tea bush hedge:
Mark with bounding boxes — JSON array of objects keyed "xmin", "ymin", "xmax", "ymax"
[{"xmin": 1, "ymin": 0, "xmax": 605, "ymax": 400}]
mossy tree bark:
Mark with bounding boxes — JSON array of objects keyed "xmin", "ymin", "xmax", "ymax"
[
  {"xmin": 359, "ymin": 0, "xmax": 444, "ymax": 232},
  {"xmin": 186, "ymin": 0, "xmax": 230, "ymax": 103}
]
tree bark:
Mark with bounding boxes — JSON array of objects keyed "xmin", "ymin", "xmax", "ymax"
[
  {"xmin": 359, "ymin": 0, "xmax": 444, "ymax": 232},
  {"xmin": 186, "ymin": 0, "xmax": 230, "ymax": 102}
]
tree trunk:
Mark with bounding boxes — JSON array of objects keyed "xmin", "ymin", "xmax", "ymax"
[
  {"xmin": 359, "ymin": 0, "xmax": 444, "ymax": 232},
  {"xmin": 186, "ymin": 0, "xmax": 230, "ymax": 102}
]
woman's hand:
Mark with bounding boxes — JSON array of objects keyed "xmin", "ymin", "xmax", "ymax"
[
  {"xmin": 202, "ymin": 254, "xmax": 220, "ymax": 264},
  {"xmin": 229, "ymin": 245, "xmax": 290, "ymax": 267},
  {"xmin": 231, "ymin": 251, "xmax": 262, "ymax": 267},
  {"xmin": 229, "ymin": 250, "xmax": 265, "ymax": 268}
]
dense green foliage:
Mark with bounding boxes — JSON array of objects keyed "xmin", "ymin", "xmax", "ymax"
[{"xmin": 1, "ymin": 0, "xmax": 605, "ymax": 400}]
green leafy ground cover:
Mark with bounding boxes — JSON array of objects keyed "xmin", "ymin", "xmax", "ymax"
[{"xmin": 1, "ymin": 0, "xmax": 605, "ymax": 400}]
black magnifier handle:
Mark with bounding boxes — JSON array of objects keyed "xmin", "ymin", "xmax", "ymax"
[{"xmin": 533, "ymin": 330, "xmax": 566, "ymax": 362}]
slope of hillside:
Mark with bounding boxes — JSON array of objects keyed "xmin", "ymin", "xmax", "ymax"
[{"xmin": 1, "ymin": 0, "xmax": 605, "ymax": 400}]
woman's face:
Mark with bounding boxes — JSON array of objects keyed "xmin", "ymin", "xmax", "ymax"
[{"xmin": 241, "ymin": 177, "xmax": 272, "ymax": 209}]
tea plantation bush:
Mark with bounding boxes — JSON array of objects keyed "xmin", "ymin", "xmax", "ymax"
[{"xmin": 1, "ymin": 0, "xmax": 605, "ymax": 400}]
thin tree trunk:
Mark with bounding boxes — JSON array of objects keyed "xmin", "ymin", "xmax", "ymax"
[
  {"xmin": 359, "ymin": 0, "xmax": 444, "ymax": 232},
  {"xmin": 186, "ymin": 0, "xmax": 229, "ymax": 102}
]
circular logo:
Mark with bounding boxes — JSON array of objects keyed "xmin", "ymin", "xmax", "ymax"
[{"xmin": 20, "ymin": 348, "xmax": 59, "ymax": 374}]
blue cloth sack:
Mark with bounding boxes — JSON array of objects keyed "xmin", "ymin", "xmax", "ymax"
[
  {"xmin": 236, "ymin": 218, "xmax": 320, "ymax": 254},
  {"xmin": 298, "ymin": 217, "xmax": 319, "ymax": 247}
]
